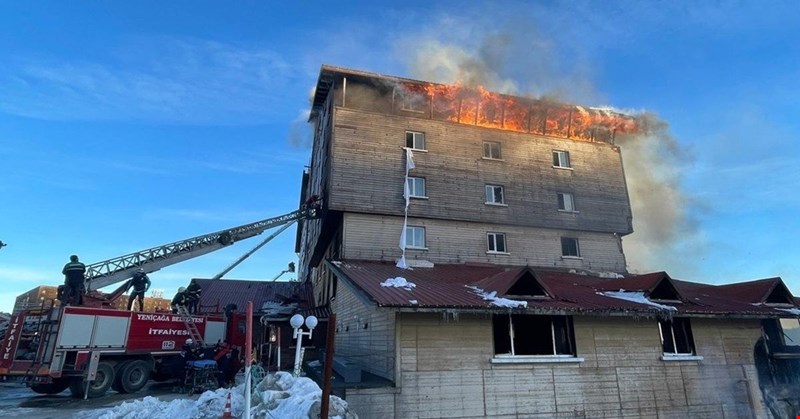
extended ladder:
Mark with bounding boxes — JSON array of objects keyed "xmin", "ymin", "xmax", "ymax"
[
  {"xmin": 176, "ymin": 305, "xmax": 204, "ymax": 347},
  {"xmin": 25, "ymin": 302, "xmax": 62, "ymax": 380}
]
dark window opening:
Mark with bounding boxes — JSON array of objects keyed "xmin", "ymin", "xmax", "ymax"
[
  {"xmin": 766, "ymin": 287, "xmax": 794, "ymax": 305},
  {"xmin": 659, "ymin": 318, "xmax": 695, "ymax": 355},
  {"xmin": 493, "ymin": 314, "xmax": 575, "ymax": 356},
  {"xmin": 561, "ymin": 237, "xmax": 580, "ymax": 257},
  {"xmin": 506, "ymin": 272, "xmax": 548, "ymax": 297},
  {"xmin": 650, "ymin": 279, "xmax": 681, "ymax": 301}
]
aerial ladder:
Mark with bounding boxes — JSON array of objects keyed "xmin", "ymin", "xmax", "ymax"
[{"xmin": 82, "ymin": 203, "xmax": 321, "ymax": 293}]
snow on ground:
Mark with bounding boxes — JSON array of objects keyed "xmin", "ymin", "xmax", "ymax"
[
  {"xmin": 466, "ymin": 286, "xmax": 527, "ymax": 308},
  {"xmin": 599, "ymin": 290, "xmax": 678, "ymax": 311},
  {"xmin": 75, "ymin": 372, "xmax": 357, "ymax": 419},
  {"xmin": 381, "ymin": 277, "xmax": 416, "ymax": 291}
]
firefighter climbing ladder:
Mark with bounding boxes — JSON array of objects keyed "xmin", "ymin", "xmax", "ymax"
[{"xmin": 175, "ymin": 305, "xmax": 205, "ymax": 347}]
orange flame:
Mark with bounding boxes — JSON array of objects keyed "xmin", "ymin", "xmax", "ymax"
[{"xmin": 405, "ymin": 82, "xmax": 638, "ymax": 142}]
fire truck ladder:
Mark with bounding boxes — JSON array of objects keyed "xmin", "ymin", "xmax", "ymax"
[
  {"xmin": 83, "ymin": 206, "xmax": 321, "ymax": 292},
  {"xmin": 175, "ymin": 305, "xmax": 205, "ymax": 347},
  {"xmin": 24, "ymin": 301, "xmax": 62, "ymax": 380}
]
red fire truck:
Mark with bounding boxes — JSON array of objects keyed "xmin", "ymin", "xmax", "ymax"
[{"xmin": 0, "ymin": 204, "xmax": 320, "ymax": 398}]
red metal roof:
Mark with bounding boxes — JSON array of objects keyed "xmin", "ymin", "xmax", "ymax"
[
  {"xmin": 328, "ymin": 260, "xmax": 799, "ymax": 318},
  {"xmin": 192, "ymin": 278, "xmax": 314, "ymax": 314}
]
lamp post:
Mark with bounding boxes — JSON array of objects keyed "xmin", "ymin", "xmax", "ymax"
[{"xmin": 290, "ymin": 313, "xmax": 317, "ymax": 376}]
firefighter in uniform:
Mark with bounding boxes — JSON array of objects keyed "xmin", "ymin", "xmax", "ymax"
[
  {"xmin": 186, "ymin": 279, "xmax": 202, "ymax": 314},
  {"xmin": 126, "ymin": 268, "xmax": 151, "ymax": 311},
  {"xmin": 62, "ymin": 255, "xmax": 86, "ymax": 306},
  {"xmin": 171, "ymin": 286, "xmax": 189, "ymax": 313}
]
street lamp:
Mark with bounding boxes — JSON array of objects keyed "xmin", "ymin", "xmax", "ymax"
[{"xmin": 290, "ymin": 313, "xmax": 317, "ymax": 376}]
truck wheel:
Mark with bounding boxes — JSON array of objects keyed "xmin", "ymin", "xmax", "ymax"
[
  {"xmin": 112, "ymin": 361, "xmax": 131, "ymax": 392},
  {"xmin": 30, "ymin": 378, "xmax": 70, "ymax": 395},
  {"xmin": 69, "ymin": 362, "xmax": 115, "ymax": 398},
  {"xmin": 119, "ymin": 360, "xmax": 150, "ymax": 394}
]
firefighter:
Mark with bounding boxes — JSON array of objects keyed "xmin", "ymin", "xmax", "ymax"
[
  {"xmin": 171, "ymin": 287, "xmax": 188, "ymax": 313},
  {"xmin": 62, "ymin": 255, "xmax": 86, "ymax": 306},
  {"xmin": 186, "ymin": 279, "xmax": 202, "ymax": 314},
  {"xmin": 126, "ymin": 268, "xmax": 151, "ymax": 311}
]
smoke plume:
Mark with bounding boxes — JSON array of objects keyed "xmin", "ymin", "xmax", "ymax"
[{"xmin": 402, "ymin": 30, "xmax": 695, "ymax": 273}]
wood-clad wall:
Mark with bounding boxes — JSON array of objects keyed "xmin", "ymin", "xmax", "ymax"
[
  {"xmin": 330, "ymin": 275, "xmax": 396, "ymax": 381},
  {"xmin": 330, "ymin": 107, "xmax": 633, "ymax": 235},
  {"xmin": 342, "ymin": 213, "xmax": 627, "ymax": 272},
  {"xmin": 346, "ymin": 313, "xmax": 768, "ymax": 419}
]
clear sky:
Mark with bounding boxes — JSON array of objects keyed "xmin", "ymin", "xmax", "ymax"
[{"xmin": 1, "ymin": 1, "xmax": 798, "ymax": 313}]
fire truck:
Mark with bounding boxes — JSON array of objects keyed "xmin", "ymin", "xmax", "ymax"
[{"xmin": 0, "ymin": 204, "xmax": 320, "ymax": 398}]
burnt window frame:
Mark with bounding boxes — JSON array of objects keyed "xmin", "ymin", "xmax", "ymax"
[
  {"xmin": 492, "ymin": 314, "xmax": 577, "ymax": 358},
  {"xmin": 658, "ymin": 318, "xmax": 696, "ymax": 356}
]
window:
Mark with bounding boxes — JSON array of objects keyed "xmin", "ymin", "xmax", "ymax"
[
  {"xmin": 400, "ymin": 92, "xmax": 427, "ymax": 113},
  {"xmin": 406, "ymin": 177, "xmax": 426, "ymax": 198},
  {"xmin": 406, "ymin": 131, "xmax": 426, "ymax": 150},
  {"xmin": 483, "ymin": 141, "xmax": 502, "ymax": 159},
  {"xmin": 485, "ymin": 185, "xmax": 505, "ymax": 205},
  {"xmin": 659, "ymin": 318, "xmax": 696, "ymax": 355},
  {"xmin": 557, "ymin": 192, "xmax": 576, "ymax": 212},
  {"xmin": 493, "ymin": 314, "xmax": 575, "ymax": 356},
  {"xmin": 780, "ymin": 319, "xmax": 800, "ymax": 347},
  {"xmin": 561, "ymin": 237, "xmax": 580, "ymax": 258},
  {"xmin": 405, "ymin": 226, "xmax": 426, "ymax": 249},
  {"xmin": 487, "ymin": 232, "xmax": 507, "ymax": 253},
  {"xmin": 552, "ymin": 150, "xmax": 571, "ymax": 168}
]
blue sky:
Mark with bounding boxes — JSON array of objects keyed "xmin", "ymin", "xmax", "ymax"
[{"xmin": 1, "ymin": 1, "xmax": 798, "ymax": 312}]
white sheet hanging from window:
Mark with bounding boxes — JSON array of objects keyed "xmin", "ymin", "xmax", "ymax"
[{"xmin": 397, "ymin": 148, "xmax": 415, "ymax": 269}]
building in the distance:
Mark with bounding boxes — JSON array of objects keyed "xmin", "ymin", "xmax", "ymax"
[
  {"xmin": 13, "ymin": 286, "xmax": 60, "ymax": 314},
  {"xmin": 297, "ymin": 65, "xmax": 800, "ymax": 418}
]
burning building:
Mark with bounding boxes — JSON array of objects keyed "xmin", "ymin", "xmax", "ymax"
[{"xmin": 296, "ymin": 65, "xmax": 799, "ymax": 418}]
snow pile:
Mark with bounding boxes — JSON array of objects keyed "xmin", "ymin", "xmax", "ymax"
[
  {"xmin": 79, "ymin": 372, "xmax": 357, "ymax": 419},
  {"xmin": 466, "ymin": 286, "xmax": 527, "ymax": 308},
  {"xmin": 381, "ymin": 277, "xmax": 416, "ymax": 291},
  {"xmin": 599, "ymin": 290, "xmax": 677, "ymax": 311}
]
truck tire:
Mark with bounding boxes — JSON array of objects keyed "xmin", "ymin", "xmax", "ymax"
[
  {"xmin": 69, "ymin": 362, "xmax": 115, "ymax": 398},
  {"xmin": 30, "ymin": 378, "xmax": 70, "ymax": 395},
  {"xmin": 112, "ymin": 360, "xmax": 131, "ymax": 392},
  {"xmin": 119, "ymin": 360, "xmax": 150, "ymax": 394}
]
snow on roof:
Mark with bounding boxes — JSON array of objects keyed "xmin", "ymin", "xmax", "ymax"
[
  {"xmin": 466, "ymin": 286, "xmax": 528, "ymax": 308},
  {"xmin": 381, "ymin": 276, "xmax": 416, "ymax": 291},
  {"xmin": 599, "ymin": 290, "xmax": 678, "ymax": 311},
  {"xmin": 777, "ymin": 307, "xmax": 800, "ymax": 316},
  {"xmin": 80, "ymin": 372, "xmax": 355, "ymax": 419}
]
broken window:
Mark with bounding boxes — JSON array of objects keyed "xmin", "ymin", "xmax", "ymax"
[
  {"xmin": 483, "ymin": 141, "xmax": 502, "ymax": 159},
  {"xmin": 406, "ymin": 177, "xmax": 426, "ymax": 198},
  {"xmin": 406, "ymin": 131, "xmax": 426, "ymax": 150},
  {"xmin": 561, "ymin": 237, "xmax": 580, "ymax": 258},
  {"xmin": 487, "ymin": 232, "xmax": 507, "ymax": 253},
  {"xmin": 779, "ymin": 319, "xmax": 800, "ymax": 347},
  {"xmin": 557, "ymin": 192, "xmax": 576, "ymax": 212},
  {"xmin": 405, "ymin": 226, "xmax": 425, "ymax": 249},
  {"xmin": 493, "ymin": 314, "xmax": 576, "ymax": 356},
  {"xmin": 485, "ymin": 185, "xmax": 505, "ymax": 205},
  {"xmin": 552, "ymin": 150, "xmax": 571, "ymax": 168},
  {"xmin": 659, "ymin": 318, "xmax": 696, "ymax": 355}
]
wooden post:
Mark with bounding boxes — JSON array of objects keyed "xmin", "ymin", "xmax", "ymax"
[{"xmin": 320, "ymin": 313, "xmax": 336, "ymax": 419}]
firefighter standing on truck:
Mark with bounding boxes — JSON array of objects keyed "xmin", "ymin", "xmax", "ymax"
[
  {"xmin": 171, "ymin": 287, "xmax": 188, "ymax": 313},
  {"xmin": 186, "ymin": 279, "xmax": 202, "ymax": 314},
  {"xmin": 126, "ymin": 268, "xmax": 151, "ymax": 311},
  {"xmin": 62, "ymin": 254, "xmax": 86, "ymax": 306}
]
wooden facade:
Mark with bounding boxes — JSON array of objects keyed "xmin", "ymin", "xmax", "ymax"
[{"xmin": 299, "ymin": 67, "xmax": 775, "ymax": 418}]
